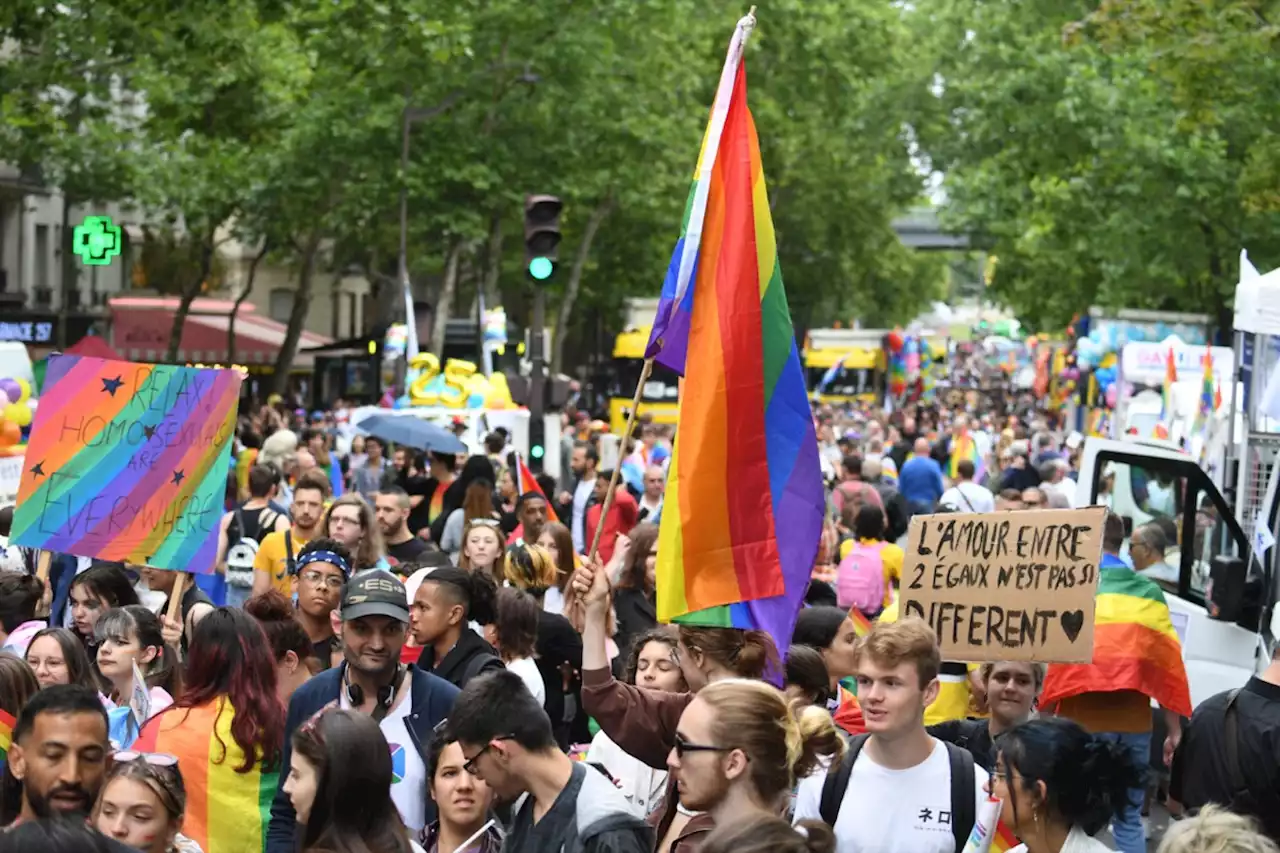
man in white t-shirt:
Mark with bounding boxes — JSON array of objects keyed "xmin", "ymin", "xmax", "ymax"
[
  {"xmin": 793, "ymin": 618, "xmax": 988, "ymax": 853},
  {"xmin": 939, "ymin": 459, "xmax": 995, "ymax": 514}
]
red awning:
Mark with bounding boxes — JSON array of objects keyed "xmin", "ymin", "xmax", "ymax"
[
  {"xmin": 65, "ymin": 335, "xmax": 124, "ymax": 361},
  {"xmin": 109, "ymin": 296, "xmax": 333, "ymax": 370}
]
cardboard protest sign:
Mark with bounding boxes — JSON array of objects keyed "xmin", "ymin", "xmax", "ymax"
[
  {"xmin": 10, "ymin": 355, "xmax": 241, "ymax": 575},
  {"xmin": 900, "ymin": 506, "xmax": 1106, "ymax": 663}
]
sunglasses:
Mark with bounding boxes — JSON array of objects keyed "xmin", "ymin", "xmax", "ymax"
[
  {"xmin": 467, "ymin": 519, "xmax": 502, "ymax": 529},
  {"xmin": 673, "ymin": 733, "xmax": 731, "ymax": 758},
  {"xmin": 113, "ymin": 751, "xmax": 179, "ymax": 767}
]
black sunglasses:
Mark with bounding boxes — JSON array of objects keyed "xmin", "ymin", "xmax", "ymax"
[{"xmin": 674, "ymin": 733, "xmax": 731, "ymax": 758}]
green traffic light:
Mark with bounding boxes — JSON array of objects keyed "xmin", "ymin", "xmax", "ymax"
[
  {"xmin": 529, "ymin": 257, "xmax": 554, "ymax": 280},
  {"xmin": 531, "ymin": 445, "xmax": 545, "ymax": 459}
]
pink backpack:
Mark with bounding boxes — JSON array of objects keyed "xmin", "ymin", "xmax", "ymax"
[{"xmin": 837, "ymin": 541, "xmax": 887, "ymax": 615}]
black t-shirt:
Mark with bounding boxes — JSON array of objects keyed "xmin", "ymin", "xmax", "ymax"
[
  {"xmin": 387, "ymin": 536, "xmax": 430, "ymax": 568},
  {"xmin": 1170, "ymin": 676, "xmax": 1280, "ymax": 842},
  {"xmin": 311, "ymin": 635, "xmax": 338, "ymax": 671},
  {"xmin": 505, "ymin": 761, "xmax": 584, "ymax": 853},
  {"xmin": 928, "ymin": 718, "xmax": 995, "ymax": 773}
]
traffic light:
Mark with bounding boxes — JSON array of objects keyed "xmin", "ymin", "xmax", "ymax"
[
  {"xmin": 528, "ymin": 415, "xmax": 546, "ymax": 473},
  {"xmin": 524, "ymin": 194, "xmax": 562, "ymax": 282}
]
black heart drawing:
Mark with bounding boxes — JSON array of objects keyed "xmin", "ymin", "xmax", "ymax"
[{"xmin": 1060, "ymin": 610, "xmax": 1085, "ymax": 643}]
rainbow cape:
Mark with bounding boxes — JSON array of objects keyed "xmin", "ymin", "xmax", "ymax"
[
  {"xmin": 0, "ymin": 709, "xmax": 13, "ymax": 775},
  {"xmin": 948, "ymin": 430, "xmax": 985, "ymax": 483},
  {"xmin": 133, "ymin": 698, "xmax": 278, "ymax": 853},
  {"xmin": 645, "ymin": 12, "xmax": 824, "ymax": 645},
  {"xmin": 1040, "ymin": 567, "xmax": 1192, "ymax": 717}
]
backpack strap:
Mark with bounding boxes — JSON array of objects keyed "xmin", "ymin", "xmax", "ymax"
[
  {"xmin": 1223, "ymin": 688, "xmax": 1247, "ymax": 798},
  {"xmin": 819, "ymin": 733, "xmax": 869, "ymax": 827},
  {"xmin": 945, "ymin": 740, "xmax": 976, "ymax": 853},
  {"xmin": 284, "ymin": 529, "xmax": 296, "ymax": 576},
  {"xmin": 232, "ymin": 506, "xmax": 246, "ymax": 544}
]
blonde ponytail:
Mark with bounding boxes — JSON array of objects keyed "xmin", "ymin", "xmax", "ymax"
[{"xmin": 699, "ymin": 679, "xmax": 845, "ymax": 807}]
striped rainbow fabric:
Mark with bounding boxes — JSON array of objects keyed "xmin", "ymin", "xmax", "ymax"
[
  {"xmin": 948, "ymin": 430, "xmax": 985, "ymax": 483},
  {"xmin": 0, "ymin": 709, "xmax": 13, "ymax": 775},
  {"xmin": 645, "ymin": 12, "xmax": 824, "ymax": 645},
  {"xmin": 1160, "ymin": 346, "xmax": 1177, "ymax": 422},
  {"xmin": 133, "ymin": 697, "xmax": 279, "ymax": 853},
  {"xmin": 1040, "ymin": 567, "xmax": 1192, "ymax": 716}
]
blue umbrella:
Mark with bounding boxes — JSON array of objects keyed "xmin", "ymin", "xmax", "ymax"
[{"xmin": 357, "ymin": 414, "xmax": 467, "ymax": 455}]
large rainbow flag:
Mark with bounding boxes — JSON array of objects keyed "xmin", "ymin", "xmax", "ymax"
[
  {"xmin": 0, "ymin": 709, "xmax": 13, "ymax": 775},
  {"xmin": 133, "ymin": 698, "xmax": 278, "ymax": 853},
  {"xmin": 10, "ymin": 355, "xmax": 242, "ymax": 574},
  {"xmin": 1040, "ymin": 567, "xmax": 1192, "ymax": 717},
  {"xmin": 646, "ymin": 11, "xmax": 824, "ymax": 645}
]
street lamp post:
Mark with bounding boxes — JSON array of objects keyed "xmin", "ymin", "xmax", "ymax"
[{"xmin": 396, "ymin": 104, "xmax": 433, "ymax": 388}]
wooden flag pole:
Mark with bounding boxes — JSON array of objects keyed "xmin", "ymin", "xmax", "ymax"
[
  {"xmin": 35, "ymin": 551, "xmax": 52, "ymax": 618},
  {"xmin": 568, "ymin": 357, "xmax": 655, "ymax": 632},
  {"xmin": 166, "ymin": 572, "xmax": 186, "ymax": 654},
  {"xmin": 587, "ymin": 356, "xmax": 654, "ymax": 565}
]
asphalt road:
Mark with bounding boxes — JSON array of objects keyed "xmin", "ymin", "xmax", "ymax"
[{"xmin": 1096, "ymin": 801, "xmax": 1173, "ymax": 851}]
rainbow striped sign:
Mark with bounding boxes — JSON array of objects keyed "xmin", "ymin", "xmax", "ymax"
[{"xmin": 11, "ymin": 355, "xmax": 241, "ymax": 574}]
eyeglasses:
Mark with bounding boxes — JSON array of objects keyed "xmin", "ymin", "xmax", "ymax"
[
  {"xmin": 673, "ymin": 733, "xmax": 731, "ymax": 758},
  {"xmin": 463, "ymin": 735, "xmax": 514, "ymax": 774},
  {"xmin": 300, "ymin": 570, "xmax": 345, "ymax": 590},
  {"xmin": 113, "ymin": 751, "xmax": 179, "ymax": 767}
]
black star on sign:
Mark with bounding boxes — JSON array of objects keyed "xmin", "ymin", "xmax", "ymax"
[
  {"xmin": 171, "ymin": 469, "xmax": 185, "ymax": 486},
  {"xmin": 29, "ymin": 461, "xmax": 45, "ymax": 479},
  {"xmin": 101, "ymin": 375, "xmax": 125, "ymax": 396},
  {"xmin": 142, "ymin": 424, "xmax": 157, "ymax": 440}
]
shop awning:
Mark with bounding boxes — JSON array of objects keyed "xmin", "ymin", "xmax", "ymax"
[{"xmin": 109, "ymin": 296, "xmax": 333, "ymax": 370}]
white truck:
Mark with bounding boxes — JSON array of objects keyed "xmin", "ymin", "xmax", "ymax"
[{"xmin": 1071, "ymin": 253, "xmax": 1280, "ymax": 710}]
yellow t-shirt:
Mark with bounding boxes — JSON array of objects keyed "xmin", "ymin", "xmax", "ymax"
[
  {"xmin": 876, "ymin": 599, "xmax": 979, "ymax": 726},
  {"xmin": 254, "ymin": 529, "xmax": 310, "ymax": 598},
  {"xmin": 839, "ymin": 537, "xmax": 904, "ymax": 609}
]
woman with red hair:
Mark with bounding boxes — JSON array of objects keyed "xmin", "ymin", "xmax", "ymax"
[{"xmin": 134, "ymin": 606, "xmax": 285, "ymax": 853}]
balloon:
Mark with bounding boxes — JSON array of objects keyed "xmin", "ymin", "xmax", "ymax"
[
  {"xmin": 13, "ymin": 378, "xmax": 30, "ymax": 404},
  {"xmin": 3, "ymin": 402, "xmax": 30, "ymax": 428},
  {"xmin": 0, "ymin": 421, "xmax": 19, "ymax": 447},
  {"xmin": 886, "ymin": 331, "xmax": 904, "ymax": 353},
  {"xmin": 1105, "ymin": 385, "xmax": 1118, "ymax": 408},
  {"xmin": 0, "ymin": 378, "xmax": 17, "ymax": 404}
]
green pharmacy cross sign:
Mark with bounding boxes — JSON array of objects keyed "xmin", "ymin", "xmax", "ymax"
[{"xmin": 73, "ymin": 216, "xmax": 123, "ymax": 266}]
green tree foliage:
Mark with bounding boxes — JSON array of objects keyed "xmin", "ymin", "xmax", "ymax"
[
  {"xmin": 909, "ymin": 0, "xmax": 1280, "ymax": 332},
  {"xmin": 3, "ymin": 0, "xmax": 947, "ymax": 382}
]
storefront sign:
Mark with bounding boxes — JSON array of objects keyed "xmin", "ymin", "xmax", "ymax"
[{"xmin": 0, "ymin": 321, "xmax": 55, "ymax": 344}]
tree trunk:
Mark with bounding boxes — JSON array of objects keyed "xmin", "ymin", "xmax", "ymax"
[
  {"xmin": 430, "ymin": 241, "xmax": 465, "ymax": 359},
  {"xmin": 268, "ymin": 232, "xmax": 322, "ymax": 398},
  {"xmin": 163, "ymin": 235, "xmax": 214, "ymax": 364},
  {"xmin": 551, "ymin": 194, "xmax": 614, "ymax": 375},
  {"xmin": 481, "ymin": 211, "xmax": 503, "ymax": 307},
  {"xmin": 228, "ymin": 240, "xmax": 269, "ymax": 364}
]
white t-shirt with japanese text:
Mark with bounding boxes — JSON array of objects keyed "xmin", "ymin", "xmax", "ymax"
[{"xmin": 793, "ymin": 737, "xmax": 989, "ymax": 853}]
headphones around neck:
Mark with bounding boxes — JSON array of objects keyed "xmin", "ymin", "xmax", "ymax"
[{"xmin": 343, "ymin": 662, "xmax": 406, "ymax": 722}]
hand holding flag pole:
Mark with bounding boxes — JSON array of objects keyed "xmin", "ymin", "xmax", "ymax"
[{"xmin": 568, "ymin": 356, "xmax": 654, "ymax": 632}]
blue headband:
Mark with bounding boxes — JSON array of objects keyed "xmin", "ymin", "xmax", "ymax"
[{"xmin": 296, "ymin": 550, "xmax": 351, "ymax": 578}]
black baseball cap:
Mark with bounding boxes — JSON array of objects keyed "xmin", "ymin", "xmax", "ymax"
[{"xmin": 339, "ymin": 570, "xmax": 410, "ymax": 623}]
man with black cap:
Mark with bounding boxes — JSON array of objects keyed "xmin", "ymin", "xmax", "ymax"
[{"xmin": 266, "ymin": 570, "xmax": 459, "ymax": 853}]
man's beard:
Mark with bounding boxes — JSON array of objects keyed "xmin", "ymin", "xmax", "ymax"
[{"xmin": 28, "ymin": 783, "xmax": 93, "ymax": 819}]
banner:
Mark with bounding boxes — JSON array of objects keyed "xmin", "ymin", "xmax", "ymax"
[
  {"xmin": 0, "ymin": 455, "xmax": 21, "ymax": 505},
  {"xmin": 901, "ymin": 507, "xmax": 1106, "ymax": 662},
  {"xmin": 11, "ymin": 355, "xmax": 241, "ymax": 574}
]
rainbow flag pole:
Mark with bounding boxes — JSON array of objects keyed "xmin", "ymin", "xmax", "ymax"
[{"xmin": 645, "ymin": 7, "xmax": 825, "ymax": 647}]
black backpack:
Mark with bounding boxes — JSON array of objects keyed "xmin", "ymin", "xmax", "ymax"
[{"xmin": 819, "ymin": 734, "xmax": 976, "ymax": 853}]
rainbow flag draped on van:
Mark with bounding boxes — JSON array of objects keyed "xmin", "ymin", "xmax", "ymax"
[{"xmin": 645, "ymin": 11, "xmax": 824, "ymax": 646}]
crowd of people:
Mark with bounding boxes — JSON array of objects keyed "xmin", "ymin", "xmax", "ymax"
[{"xmin": 0, "ymin": 398, "xmax": 1276, "ymax": 853}]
